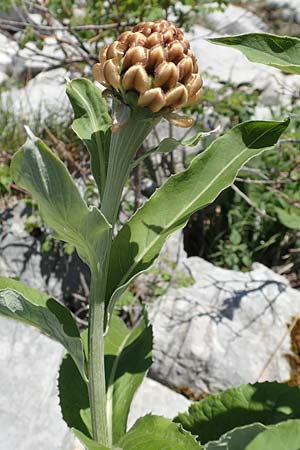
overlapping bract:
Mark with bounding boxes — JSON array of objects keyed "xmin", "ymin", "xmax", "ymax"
[{"xmin": 93, "ymin": 19, "xmax": 202, "ymax": 113}]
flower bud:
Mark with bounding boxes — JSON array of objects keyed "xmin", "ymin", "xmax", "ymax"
[
  {"xmin": 167, "ymin": 41, "xmax": 185, "ymax": 63},
  {"xmin": 133, "ymin": 22, "xmax": 154, "ymax": 37},
  {"xmin": 93, "ymin": 19, "xmax": 202, "ymax": 114},
  {"xmin": 103, "ymin": 59, "xmax": 121, "ymax": 91},
  {"xmin": 165, "ymin": 84, "xmax": 188, "ymax": 108},
  {"xmin": 146, "ymin": 32, "xmax": 162, "ymax": 48},
  {"xmin": 178, "ymin": 56, "xmax": 193, "ymax": 82},
  {"xmin": 186, "ymin": 73, "xmax": 203, "ymax": 97},
  {"xmin": 147, "ymin": 45, "xmax": 165, "ymax": 69},
  {"xmin": 106, "ymin": 41, "xmax": 126, "ymax": 61},
  {"xmin": 138, "ymin": 87, "xmax": 166, "ymax": 112},
  {"xmin": 99, "ymin": 45, "xmax": 109, "ymax": 63},
  {"xmin": 185, "ymin": 88, "xmax": 202, "ymax": 107},
  {"xmin": 128, "ymin": 32, "xmax": 147, "ymax": 47},
  {"xmin": 93, "ymin": 63, "xmax": 108, "ymax": 86},
  {"xmin": 122, "ymin": 64, "xmax": 150, "ymax": 93},
  {"xmin": 122, "ymin": 46, "xmax": 148, "ymax": 72},
  {"xmin": 155, "ymin": 61, "xmax": 178, "ymax": 89}
]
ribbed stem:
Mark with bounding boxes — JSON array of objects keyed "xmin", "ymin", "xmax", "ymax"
[
  {"xmin": 101, "ymin": 110, "xmax": 159, "ymax": 224},
  {"xmin": 88, "ymin": 273, "xmax": 109, "ymax": 446},
  {"xmin": 88, "ymin": 107, "xmax": 158, "ymax": 446}
]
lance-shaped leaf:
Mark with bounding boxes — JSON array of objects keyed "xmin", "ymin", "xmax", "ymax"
[
  {"xmin": 118, "ymin": 415, "xmax": 203, "ymax": 449},
  {"xmin": 205, "ymin": 423, "xmax": 266, "ymax": 450},
  {"xmin": 105, "ymin": 314, "xmax": 152, "ymax": 444},
  {"xmin": 58, "ymin": 315, "xmax": 152, "ymax": 444},
  {"xmin": 66, "ymin": 78, "xmax": 112, "ymax": 198},
  {"xmin": 175, "ymin": 382, "xmax": 300, "ymax": 444},
  {"xmin": 209, "ymin": 33, "xmax": 300, "ymax": 74},
  {"xmin": 246, "ymin": 419, "xmax": 300, "ymax": 450},
  {"xmin": 106, "ymin": 119, "xmax": 289, "ymax": 317},
  {"xmin": 10, "ymin": 133, "xmax": 110, "ymax": 272},
  {"xmin": 132, "ymin": 128, "xmax": 216, "ymax": 169},
  {"xmin": 0, "ymin": 277, "xmax": 86, "ymax": 380}
]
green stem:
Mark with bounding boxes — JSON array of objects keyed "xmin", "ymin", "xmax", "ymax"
[
  {"xmin": 88, "ymin": 106, "xmax": 158, "ymax": 446},
  {"xmin": 88, "ymin": 273, "xmax": 109, "ymax": 446}
]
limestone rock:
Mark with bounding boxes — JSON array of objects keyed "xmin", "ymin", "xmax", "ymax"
[
  {"xmin": 0, "ymin": 317, "xmax": 78, "ymax": 450},
  {"xmin": 0, "ymin": 201, "xmax": 89, "ymax": 303},
  {"xmin": 0, "ymin": 68, "xmax": 70, "ymax": 124},
  {"xmin": 205, "ymin": 5, "xmax": 268, "ymax": 35},
  {"xmin": 128, "ymin": 377, "xmax": 190, "ymax": 428},
  {"xmin": 149, "ymin": 257, "xmax": 300, "ymax": 395}
]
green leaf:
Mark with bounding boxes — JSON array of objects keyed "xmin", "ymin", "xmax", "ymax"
[
  {"xmin": 66, "ymin": 78, "xmax": 112, "ymax": 198},
  {"xmin": 175, "ymin": 382, "xmax": 300, "ymax": 444},
  {"xmin": 10, "ymin": 132, "xmax": 110, "ymax": 272},
  {"xmin": 276, "ymin": 206, "xmax": 300, "ymax": 229},
  {"xmin": 0, "ymin": 277, "xmax": 86, "ymax": 380},
  {"xmin": 118, "ymin": 415, "xmax": 203, "ymax": 449},
  {"xmin": 205, "ymin": 423, "xmax": 266, "ymax": 450},
  {"xmin": 105, "ymin": 314, "xmax": 152, "ymax": 444},
  {"xmin": 132, "ymin": 129, "xmax": 207, "ymax": 168},
  {"xmin": 246, "ymin": 419, "xmax": 300, "ymax": 450},
  {"xmin": 58, "ymin": 315, "xmax": 152, "ymax": 445},
  {"xmin": 209, "ymin": 33, "xmax": 300, "ymax": 74},
  {"xmin": 72, "ymin": 429, "xmax": 111, "ymax": 450},
  {"xmin": 59, "ymin": 353, "xmax": 91, "ymax": 438},
  {"xmin": 107, "ymin": 119, "xmax": 289, "ymax": 316}
]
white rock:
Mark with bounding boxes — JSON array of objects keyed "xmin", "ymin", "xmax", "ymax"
[
  {"xmin": 188, "ymin": 25, "xmax": 281, "ymax": 88},
  {"xmin": 0, "ymin": 33, "xmax": 18, "ymax": 75},
  {"xmin": 149, "ymin": 257, "xmax": 300, "ymax": 395},
  {"xmin": 0, "ymin": 317, "xmax": 78, "ymax": 450},
  {"xmin": 128, "ymin": 377, "xmax": 190, "ymax": 428},
  {"xmin": 0, "ymin": 68, "xmax": 70, "ymax": 124},
  {"xmin": 205, "ymin": 5, "xmax": 268, "ymax": 35}
]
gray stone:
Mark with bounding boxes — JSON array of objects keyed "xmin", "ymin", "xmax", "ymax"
[
  {"xmin": 187, "ymin": 25, "xmax": 281, "ymax": 88},
  {"xmin": 0, "ymin": 317, "xmax": 78, "ymax": 450},
  {"xmin": 149, "ymin": 256, "xmax": 300, "ymax": 395},
  {"xmin": 128, "ymin": 377, "xmax": 190, "ymax": 428},
  {"xmin": 0, "ymin": 200, "xmax": 90, "ymax": 303},
  {"xmin": 0, "ymin": 68, "xmax": 71, "ymax": 124},
  {"xmin": 205, "ymin": 5, "xmax": 268, "ymax": 35}
]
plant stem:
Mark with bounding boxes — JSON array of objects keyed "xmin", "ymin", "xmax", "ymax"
[
  {"xmin": 88, "ymin": 273, "xmax": 109, "ymax": 446},
  {"xmin": 88, "ymin": 107, "xmax": 158, "ymax": 446}
]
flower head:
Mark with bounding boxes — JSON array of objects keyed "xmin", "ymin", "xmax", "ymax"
[{"xmin": 93, "ymin": 19, "xmax": 202, "ymax": 117}]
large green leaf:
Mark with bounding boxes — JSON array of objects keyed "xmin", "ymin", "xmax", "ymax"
[
  {"xmin": 205, "ymin": 424, "xmax": 266, "ymax": 450},
  {"xmin": 209, "ymin": 33, "xmax": 300, "ymax": 74},
  {"xmin": 118, "ymin": 415, "xmax": 203, "ymax": 450},
  {"xmin": 105, "ymin": 314, "xmax": 152, "ymax": 444},
  {"xmin": 0, "ymin": 277, "xmax": 86, "ymax": 380},
  {"xmin": 107, "ymin": 119, "xmax": 289, "ymax": 316},
  {"xmin": 66, "ymin": 78, "xmax": 112, "ymax": 198},
  {"xmin": 246, "ymin": 419, "xmax": 300, "ymax": 450},
  {"xmin": 175, "ymin": 382, "xmax": 300, "ymax": 444},
  {"xmin": 58, "ymin": 315, "xmax": 152, "ymax": 445},
  {"xmin": 10, "ymin": 133, "xmax": 110, "ymax": 271}
]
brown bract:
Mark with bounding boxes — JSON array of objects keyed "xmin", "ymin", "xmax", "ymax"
[{"xmin": 93, "ymin": 19, "xmax": 202, "ymax": 114}]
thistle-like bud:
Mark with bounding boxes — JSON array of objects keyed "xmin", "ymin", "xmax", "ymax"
[{"xmin": 93, "ymin": 19, "xmax": 202, "ymax": 114}]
